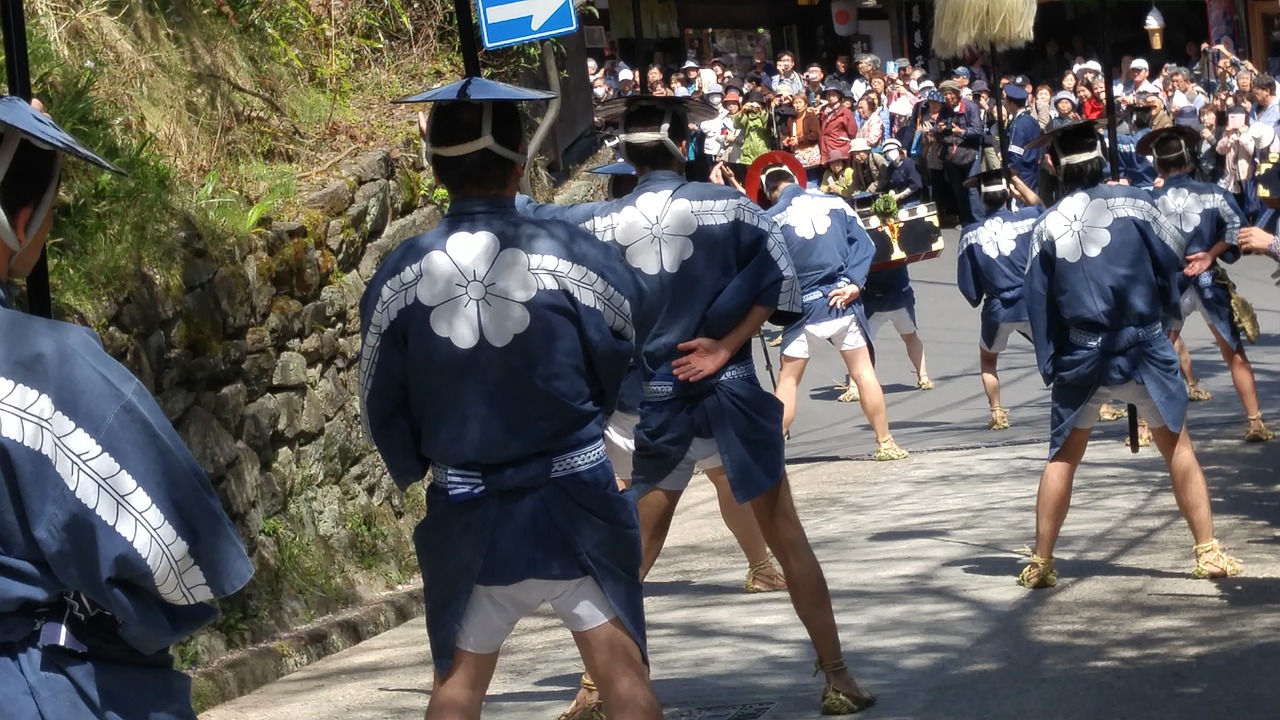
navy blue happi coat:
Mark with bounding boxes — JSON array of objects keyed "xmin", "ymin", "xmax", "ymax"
[
  {"xmin": 1025, "ymin": 185, "xmax": 1188, "ymax": 457},
  {"xmin": 0, "ymin": 287, "xmax": 253, "ymax": 720},
  {"xmin": 958, "ymin": 206, "xmax": 1043, "ymax": 349},
  {"xmin": 519, "ymin": 170, "xmax": 802, "ymax": 503},
  {"xmin": 359, "ymin": 196, "xmax": 650, "ymax": 675},
  {"xmin": 764, "ymin": 184, "xmax": 876, "ymax": 351},
  {"xmin": 1150, "ymin": 172, "xmax": 1245, "ymax": 347}
]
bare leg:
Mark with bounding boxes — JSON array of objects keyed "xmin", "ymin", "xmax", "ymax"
[
  {"xmin": 707, "ymin": 466, "xmax": 787, "ymax": 591},
  {"xmin": 424, "ymin": 649, "xmax": 500, "ymax": 720},
  {"xmin": 1032, "ymin": 426, "xmax": 1092, "ymax": 561},
  {"xmin": 572, "ymin": 618, "xmax": 662, "ymax": 720},
  {"xmin": 1149, "ymin": 423, "xmax": 1216, "ymax": 544},
  {"xmin": 750, "ymin": 477, "xmax": 872, "ymax": 702},
  {"xmin": 902, "ymin": 331, "xmax": 930, "ymax": 386},
  {"xmin": 705, "ymin": 467, "xmax": 771, "ymax": 566},
  {"xmin": 1209, "ymin": 327, "xmax": 1265, "ymax": 430},
  {"xmin": 980, "ymin": 348, "xmax": 1001, "ymax": 411},
  {"xmin": 841, "ymin": 345, "xmax": 891, "ymax": 442},
  {"xmin": 636, "ymin": 488, "xmax": 683, "ymax": 578},
  {"xmin": 1171, "ymin": 331, "xmax": 1211, "ymax": 400},
  {"xmin": 775, "ymin": 354, "xmax": 809, "ymax": 435}
]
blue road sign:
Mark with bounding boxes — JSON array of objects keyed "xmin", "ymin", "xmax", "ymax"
[{"xmin": 476, "ymin": 0, "xmax": 578, "ymax": 50}]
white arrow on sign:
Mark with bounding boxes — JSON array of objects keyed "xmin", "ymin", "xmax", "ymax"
[{"xmin": 484, "ymin": 0, "xmax": 569, "ymax": 31}]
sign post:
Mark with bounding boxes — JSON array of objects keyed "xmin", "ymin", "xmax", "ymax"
[{"xmin": 475, "ymin": 0, "xmax": 578, "ymax": 51}]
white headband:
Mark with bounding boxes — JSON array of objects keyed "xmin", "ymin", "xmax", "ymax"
[
  {"xmin": 421, "ymin": 102, "xmax": 527, "ymax": 166},
  {"xmin": 617, "ymin": 107, "xmax": 685, "ymax": 163},
  {"xmin": 0, "ymin": 131, "xmax": 63, "ymax": 257},
  {"xmin": 981, "ymin": 179, "xmax": 1009, "ymax": 193}
]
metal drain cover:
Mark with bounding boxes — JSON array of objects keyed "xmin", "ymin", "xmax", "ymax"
[{"xmin": 666, "ymin": 702, "xmax": 778, "ymax": 720}]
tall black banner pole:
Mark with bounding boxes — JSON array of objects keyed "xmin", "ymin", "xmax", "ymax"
[
  {"xmin": 1, "ymin": 0, "xmax": 51, "ymax": 319},
  {"xmin": 453, "ymin": 0, "xmax": 482, "ymax": 77},
  {"xmin": 1098, "ymin": 0, "xmax": 1138, "ymax": 451},
  {"xmin": 1100, "ymin": 0, "xmax": 1121, "ymax": 182}
]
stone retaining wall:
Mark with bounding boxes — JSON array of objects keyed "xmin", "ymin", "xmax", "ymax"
[{"xmin": 93, "ymin": 146, "xmax": 441, "ymax": 667}]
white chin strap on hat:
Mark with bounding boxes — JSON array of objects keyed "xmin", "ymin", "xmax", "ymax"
[
  {"xmin": 1053, "ymin": 134, "xmax": 1104, "ymax": 167},
  {"xmin": 981, "ymin": 177, "xmax": 1009, "ymax": 194},
  {"xmin": 0, "ymin": 132, "xmax": 62, "ymax": 260},
  {"xmin": 1153, "ymin": 137, "xmax": 1191, "ymax": 167},
  {"xmin": 421, "ymin": 101, "xmax": 528, "ymax": 166},
  {"xmin": 617, "ymin": 106, "xmax": 685, "ymax": 163}
]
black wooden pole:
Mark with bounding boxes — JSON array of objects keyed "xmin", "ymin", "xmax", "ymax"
[
  {"xmin": 453, "ymin": 0, "xmax": 482, "ymax": 77},
  {"xmin": 631, "ymin": 0, "xmax": 646, "ymax": 93},
  {"xmin": 1098, "ymin": 0, "xmax": 1138, "ymax": 451},
  {"xmin": 1, "ymin": 0, "xmax": 50, "ymax": 319},
  {"xmin": 1100, "ymin": 0, "xmax": 1121, "ymax": 183}
]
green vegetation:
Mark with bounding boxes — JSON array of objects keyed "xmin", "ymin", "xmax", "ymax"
[{"xmin": 4, "ymin": 0, "xmax": 556, "ymax": 317}]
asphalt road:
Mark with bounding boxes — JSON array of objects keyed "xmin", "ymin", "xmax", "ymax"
[
  {"xmin": 201, "ymin": 425, "xmax": 1280, "ymax": 720},
  {"xmin": 765, "ymin": 227, "xmax": 1280, "ymax": 460},
  {"xmin": 198, "ymin": 226, "xmax": 1280, "ymax": 720}
]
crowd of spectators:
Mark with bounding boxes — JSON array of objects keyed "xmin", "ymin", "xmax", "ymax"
[{"xmin": 587, "ymin": 40, "xmax": 1280, "ymax": 229}]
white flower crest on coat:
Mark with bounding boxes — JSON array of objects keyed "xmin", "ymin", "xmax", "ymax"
[
  {"xmin": 1044, "ymin": 192, "xmax": 1115, "ymax": 263},
  {"xmin": 416, "ymin": 231, "xmax": 537, "ymax": 349},
  {"xmin": 1156, "ymin": 187, "xmax": 1205, "ymax": 235},
  {"xmin": 613, "ymin": 190, "xmax": 697, "ymax": 274}
]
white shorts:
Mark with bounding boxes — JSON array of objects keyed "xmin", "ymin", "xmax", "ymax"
[
  {"xmin": 604, "ymin": 412, "xmax": 722, "ymax": 488},
  {"xmin": 781, "ymin": 315, "xmax": 867, "ymax": 359},
  {"xmin": 1170, "ymin": 287, "xmax": 1209, "ymax": 333},
  {"xmin": 455, "ymin": 577, "xmax": 616, "ymax": 654},
  {"xmin": 980, "ymin": 321, "xmax": 1032, "ymax": 353},
  {"xmin": 1075, "ymin": 381, "xmax": 1167, "ymax": 430},
  {"xmin": 866, "ymin": 308, "xmax": 916, "ymax": 339}
]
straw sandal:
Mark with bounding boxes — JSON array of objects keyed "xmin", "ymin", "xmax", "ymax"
[
  {"xmin": 814, "ymin": 658, "xmax": 877, "ymax": 715},
  {"xmin": 1191, "ymin": 539, "xmax": 1242, "ymax": 579},
  {"xmin": 989, "ymin": 406, "xmax": 1010, "ymax": 430},
  {"xmin": 1187, "ymin": 382, "xmax": 1213, "ymax": 402},
  {"xmin": 1244, "ymin": 413, "xmax": 1275, "ymax": 443},
  {"xmin": 874, "ymin": 435, "xmax": 909, "ymax": 461},
  {"xmin": 836, "ymin": 378, "xmax": 860, "ymax": 403},
  {"xmin": 1098, "ymin": 404, "xmax": 1127, "ymax": 422},
  {"xmin": 744, "ymin": 554, "xmax": 787, "ymax": 593},
  {"xmin": 916, "ymin": 375, "xmax": 934, "ymax": 390},
  {"xmin": 1017, "ymin": 554, "xmax": 1058, "ymax": 589},
  {"xmin": 556, "ymin": 674, "xmax": 604, "ymax": 720}
]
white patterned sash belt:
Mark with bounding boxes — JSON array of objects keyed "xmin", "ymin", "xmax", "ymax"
[
  {"xmin": 1068, "ymin": 322, "xmax": 1164, "ymax": 350},
  {"xmin": 802, "ymin": 278, "xmax": 849, "ymax": 304},
  {"xmin": 429, "ymin": 439, "xmax": 609, "ymax": 500},
  {"xmin": 643, "ymin": 360, "xmax": 756, "ymax": 401}
]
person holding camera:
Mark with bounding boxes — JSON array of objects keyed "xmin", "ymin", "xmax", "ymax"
[
  {"xmin": 937, "ymin": 80, "xmax": 984, "ymax": 226},
  {"xmin": 734, "ymin": 90, "xmax": 774, "ymax": 165}
]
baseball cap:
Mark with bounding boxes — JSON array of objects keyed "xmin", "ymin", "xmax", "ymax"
[
  {"xmin": 618, "ymin": 68, "xmax": 634, "ymax": 81},
  {"xmin": 1003, "ymin": 84, "xmax": 1029, "ymax": 101},
  {"xmin": 952, "ymin": 66, "xmax": 972, "ymax": 78},
  {"xmin": 1131, "ymin": 58, "xmax": 1149, "ymax": 71}
]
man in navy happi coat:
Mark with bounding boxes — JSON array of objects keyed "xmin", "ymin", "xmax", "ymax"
[
  {"xmin": 1017, "ymin": 120, "xmax": 1242, "ymax": 590},
  {"xmin": 957, "ymin": 169, "xmax": 1044, "ymax": 430},
  {"xmin": 359, "ymin": 79, "xmax": 661, "ymax": 719},
  {"xmin": 0, "ymin": 98, "xmax": 253, "ymax": 719},
  {"xmin": 519, "ymin": 95, "xmax": 877, "ymax": 715},
  {"xmin": 1140, "ymin": 125, "xmax": 1273, "ymax": 443},
  {"xmin": 761, "ymin": 168, "xmax": 908, "ymax": 461}
]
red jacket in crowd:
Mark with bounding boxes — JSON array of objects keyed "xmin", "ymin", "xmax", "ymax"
[{"xmin": 820, "ymin": 105, "xmax": 855, "ymax": 163}]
